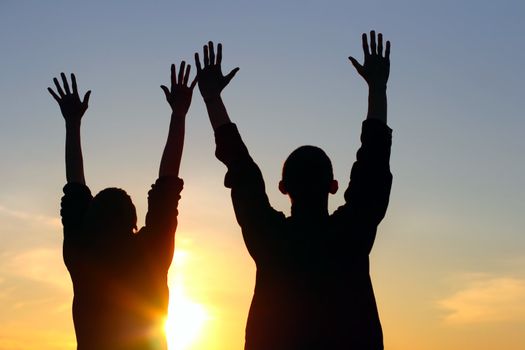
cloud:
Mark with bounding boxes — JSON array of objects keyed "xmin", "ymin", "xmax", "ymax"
[
  {"xmin": 438, "ymin": 275, "xmax": 525, "ymax": 325},
  {"xmin": 0, "ymin": 204, "xmax": 61, "ymax": 229},
  {"xmin": 7, "ymin": 248, "xmax": 70, "ymax": 291}
]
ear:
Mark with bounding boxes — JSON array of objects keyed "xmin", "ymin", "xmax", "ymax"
[
  {"xmin": 329, "ymin": 179, "xmax": 338, "ymax": 194},
  {"xmin": 278, "ymin": 180, "xmax": 288, "ymax": 195}
]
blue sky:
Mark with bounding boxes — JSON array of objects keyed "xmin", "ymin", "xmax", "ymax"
[{"xmin": 0, "ymin": 1, "xmax": 524, "ymax": 349}]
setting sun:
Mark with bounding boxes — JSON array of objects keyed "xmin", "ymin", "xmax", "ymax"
[{"xmin": 165, "ymin": 251, "xmax": 210, "ymax": 350}]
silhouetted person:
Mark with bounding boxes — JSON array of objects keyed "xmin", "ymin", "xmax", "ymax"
[
  {"xmin": 48, "ymin": 63, "xmax": 197, "ymax": 350},
  {"xmin": 195, "ymin": 31, "xmax": 392, "ymax": 349}
]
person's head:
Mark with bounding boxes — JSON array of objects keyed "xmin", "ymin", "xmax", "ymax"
[
  {"xmin": 84, "ymin": 188, "xmax": 137, "ymax": 241},
  {"xmin": 279, "ymin": 145, "xmax": 338, "ymax": 203}
]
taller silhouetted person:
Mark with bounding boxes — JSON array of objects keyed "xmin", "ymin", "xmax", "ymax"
[
  {"xmin": 195, "ymin": 31, "xmax": 392, "ymax": 349},
  {"xmin": 48, "ymin": 63, "xmax": 197, "ymax": 350}
]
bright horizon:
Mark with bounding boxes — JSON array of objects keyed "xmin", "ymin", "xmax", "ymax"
[{"xmin": 1, "ymin": 1, "xmax": 525, "ymax": 349}]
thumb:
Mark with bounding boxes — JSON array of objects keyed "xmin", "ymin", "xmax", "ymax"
[
  {"xmin": 82, "ymin": 90, "xmax": 91, "ymax": 107},
  {"xmin": 48, "ymin": 87, "xmax": 60, "ymax": 103},
  {"xmin": 348, "ymin": 56, "xmax": 363, "ymax": 73},
  {"xmin": 189, "ymin": 77, "xmax": 198, "ymax": 90},
  {"xmin": 160, "ymin": 85, "xmax": 170, "ymax": 99},
  {"xmin": 224, "ymin": 67, "xmax": 240, "ymax": 85}
]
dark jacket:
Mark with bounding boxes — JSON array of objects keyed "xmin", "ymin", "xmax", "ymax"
[
  {"xmin": 215, "ymin": 120, "xmax": 392, "ymax": 350},
  {"xmin": 61, "ymin": 177, "xmax": 183, "ymax": 350}
]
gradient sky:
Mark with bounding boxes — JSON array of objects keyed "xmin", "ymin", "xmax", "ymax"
[{"xmin": 1, "ymin": 1, "xmax": 524, "ymax": 349}]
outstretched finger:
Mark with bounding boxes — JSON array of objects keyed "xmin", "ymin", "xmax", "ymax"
[
  {"xmin": 71, "ymin": 73, "xmax": 78, "ymax": 96},
  {"xmin": 378, "ymin": 33, "xmax": 383, "ymax": 57},
  {"xmin": 183, "ymin": 64, "xmax": 191, "ymax": 86},
  {"xmin": 178, "ymin": 61, "xmax": 186, "ymax": 86},
  {"xmin": 195, "ymin": 53, "xmax": 202, "ymax": 72},
  {"xmin": 224, "ymin": 67, "xmax": 240, "ymax": 85},
  {"xmin": 61, "ymin": 72, "xmax": 71, "ymax": 94},
  {"xmin": 171, "ymin": 63, "xmax": 176, "ymax": 89},
  {"xmin": 362, "ymin": 33, "xmax": 370, "ymax": 58},
  {"xmin": 209, "ymin": 41, "xmax": 215, "ymax": 65},
  {"xmin": 190, "ymin": 76, "xmax": 197, "ymax": 90},
  {"xmin": 203, "ymin": 45, "xmax": 209, "ymax": 67},
  {"xmin": 160, "ymin": 85, "xmax": 170, "ymax": 100},
  {"xmin": 53, "ymin": 77, "xmax": 65, "ymax": 97},
  {"xmin": 217, "ymin": 43, "xmax": 222, "ymax": 64},
  {"xmin": 370, "ymin": 30, "xmax": 377, "ymax": 55},
  {"xmin": 385, "ymin": 40, "xmax": 391, "ymax": 60},
  {"xmin": 47, "ymin": 87, "xmax": 60, "ymax": 102},
  {"xmin": 82, "ymin": 90, "xmax": 91, "ymax": 107},
  {"xmin": 348, "ymin": 56, "xmax": 362, "ymax": 71}
]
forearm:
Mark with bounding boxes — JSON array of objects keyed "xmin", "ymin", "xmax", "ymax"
[
  {"xmin": 65, "ymin": 122, "xmax": 86, "ymax": 185},
  {"xmin": 159, "ymin": 112, "xmax": 185, "ymax": 178},
  {"xmin": 366, "ymin": 85, "xmax": 387, "ymax": 124},
  {"xmin": 205, "ymin": 96, "xmax": 232, "ymax": 131}
]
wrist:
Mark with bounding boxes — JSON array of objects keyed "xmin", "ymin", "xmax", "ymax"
[
  {"xmin": 171, "ymin": 110, "xmax": 187, "ymax": 119},
  {"xmin": 203, "ymin": 94, "xmax": 222, "ymax": 104},
  {"xmin": 368, "ymin": 84, "xmax": 387, "ymax": 92},
  {"xmin": 65, "ymin": 119, "xmax": 81, "ymax": 129}
]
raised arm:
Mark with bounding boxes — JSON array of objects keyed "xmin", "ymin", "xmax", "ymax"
[
  {"xmin": 349, "ymin": 30, "xmax": 390, "ymax": 124},
  {"xmin": 333, "ymin": 31, "xmax": 393, "ymax": 253},
  {"xmin": 195, "ymin": 42, "xmax": 284, "ymax": 262},
  {"xmin": 138, "ymin": 62, "xmax": 195, "ymax": 268},
  {"xmin": 48, "ymin": 73, "xmax": 91, "ymax": 185},
  {"xmin": 194, "ymin": 41, "xmax": 239, "ymax": 131},
  {"xmin": 159, "ymin": 61, "xmax": 197, "ymax": 178}
]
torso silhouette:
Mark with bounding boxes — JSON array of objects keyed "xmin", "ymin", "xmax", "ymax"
[
  {"xmin": 215, "ymin": 120, "xmax": 392, "ymax": 350},
  {"xmin": 61, "ymin": 177, "xmax": 183, "ymax": 350}
]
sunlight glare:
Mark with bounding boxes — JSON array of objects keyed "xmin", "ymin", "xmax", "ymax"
[{"xmin": 165, "ymin": 250, "xmax": 209, "ymax": 350}]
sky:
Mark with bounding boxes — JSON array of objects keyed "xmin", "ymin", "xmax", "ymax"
[{"xmin": 1, "ymin": 0, "xmax": 524, "ymax": 349}]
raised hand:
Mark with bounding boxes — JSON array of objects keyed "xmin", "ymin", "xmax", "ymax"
[
  {"xmin": 160, "ymin": 61, "xmax": 197, "ymax": 117},
  {"xmin": 349, "ymin": 31, "xmax": 390, "ymax": 88},
  {"xmin": 194, "ymin": 41, "xmax": 239, "ymax": 101},
  {"xmin": 48, "ymin": 73, "xmax": 91, "ymax": 124}
]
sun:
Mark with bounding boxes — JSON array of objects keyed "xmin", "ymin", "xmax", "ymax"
[{"xmin": 165, "ymin": 251, "xmax": 209, "ymax": 350}]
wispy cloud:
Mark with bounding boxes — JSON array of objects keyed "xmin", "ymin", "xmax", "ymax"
[
  {"xmin": 0, "ymin": 204, "xmax": 61, "ymax": 228},
  {"xmin": 7, "ymin": 248, "xmax": 70, "ymax": 291},
  {"xmin": 438, "ymin": 274, "xmax": 525, "ymax": 325}
]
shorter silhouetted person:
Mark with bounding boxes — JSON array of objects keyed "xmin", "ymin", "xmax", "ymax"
[
  {"xmin": 48, "ymin": 63, "xmax": 196, "ymax": 350},
  {"xmin": 195, "ymin": 31, "xmax": 392, "ymax": 349}
]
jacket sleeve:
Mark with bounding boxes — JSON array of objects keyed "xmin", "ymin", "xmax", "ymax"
[
  {"xmin": 332, "ymin": 119, "xmax": 393, "ymax": 254},
  {"xmin": 215, "ymin": 123, "xmax": 285, "ymax": 263},
  {"xmin": 143, "ymin": 176, "xmax": 184, "ymax": 270},
  {"xmin": 61, "ymin": 182, "xmax": 93, "ymax": 269}
]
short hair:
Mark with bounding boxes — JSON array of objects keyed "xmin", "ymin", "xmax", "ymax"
[
  {"xmin": 84, "ymin": 187, "xmax": 137, "ymax": 236},
  {"xmin": 282, "ymin": 145, "xmax": 334, "ymax": 198}
]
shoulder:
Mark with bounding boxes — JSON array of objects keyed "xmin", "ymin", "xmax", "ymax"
[
  {"xmin": 62, "ymin": 182, "xmax": 92, "ymax": 198},
  {"xmin": 149, "ymin": 176, "xmax": 183, "ymax": 196}
]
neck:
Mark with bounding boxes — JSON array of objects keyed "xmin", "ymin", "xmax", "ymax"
[{"xmin": 290, "ymin": 199, "xmax": 329, "ymax": 219}]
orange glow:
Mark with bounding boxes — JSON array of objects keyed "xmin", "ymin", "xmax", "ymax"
[{"xmin": 165, "ymin": 250, "xmax": 210, "ymax": 350}]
